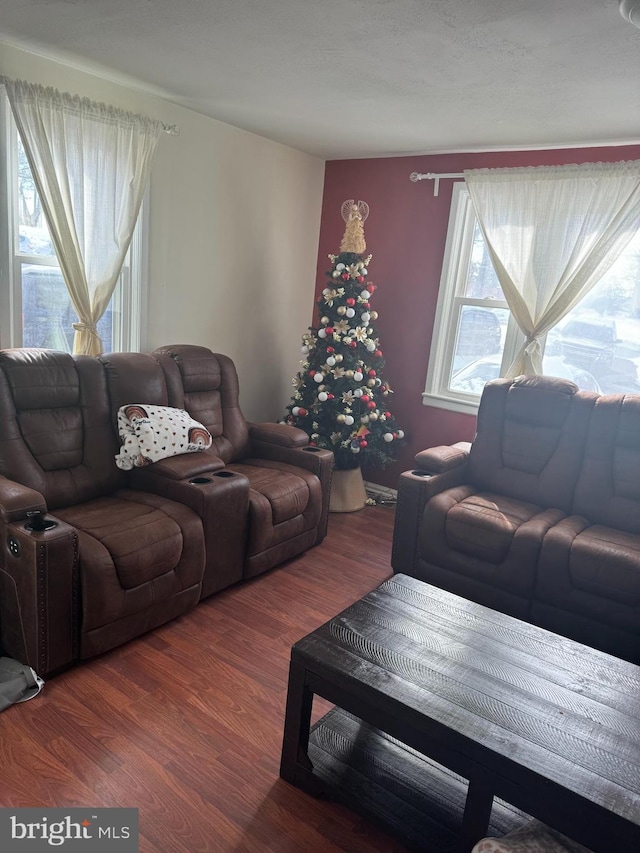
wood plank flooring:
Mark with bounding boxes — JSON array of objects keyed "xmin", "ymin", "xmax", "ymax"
[{"xmin": 0, "ymin": 505, "xmax": 409, "ymax": 853}]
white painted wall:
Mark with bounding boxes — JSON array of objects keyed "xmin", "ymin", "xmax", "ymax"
[{"xmin": 0, "ymin": 41, "xmax": 325, "ymax": 421}]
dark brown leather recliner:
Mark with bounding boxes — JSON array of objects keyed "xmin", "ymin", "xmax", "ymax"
[
  {"xmin": 152, "ymin": 345, "xmax": 334, "ymax": 580},
  {"xmin": 392, "ymin": 374, "xmax": 640, "ymax": 662},
  {"xmin": 393, "ymin": 376, "xmax": 595, "ymax": 618},
  {"xmin": 0, "ymin": 349, "xmax": 205, "ymax": 676}
]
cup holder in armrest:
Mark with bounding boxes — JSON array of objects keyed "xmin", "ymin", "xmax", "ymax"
[
  {"xmin": 189, "ymin": 477, "xmax": 213, "ymax": 485},
  {"xmin": 214, "ymin": 471, "xmax": 235, "ymax": 478},
  {"xmin": 25, "ymin": 511, "xmax": 58, "ymax": 532},
  {"xmin": 303, "ymin": 446, "xmax": 322, "ymax": 452},
  {"xmin": 411, "ymin": 470, "xmax": 432, "ymax": 478}
]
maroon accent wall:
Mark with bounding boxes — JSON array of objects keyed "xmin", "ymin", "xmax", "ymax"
[{"xmin": 316, "ymin": 145, "xmax": 640, "ymax": 488}]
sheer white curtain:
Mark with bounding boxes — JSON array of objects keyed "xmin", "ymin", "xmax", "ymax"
[
  {"xmin": 4, "ymin": 79, "xmax": 163, "ymax": 355},
  {"xmin": 464, "ymin": 162, "xmax": 640, "ymax": 376}
]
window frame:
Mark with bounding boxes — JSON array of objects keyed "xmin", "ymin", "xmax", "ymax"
[
  {"xmin": 423, "ymin": 181, "xmax": 523, "ymax": 415},
  {"xmin": 0, "ymin": 90, "xmax": 147, "ymax": 353}
]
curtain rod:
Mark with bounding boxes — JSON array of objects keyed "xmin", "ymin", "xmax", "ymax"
[
  {"xmin": 1, "ymin": 75, "xmax": 181, "ymax": 137},
  {"xmin": 409, "ymin": 171, "xmax": 465, "ymax": 197}
]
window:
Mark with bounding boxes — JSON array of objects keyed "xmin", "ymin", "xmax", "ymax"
[
  {"xmin": 0, "ymin": 93, "xmax": 146, "ymax": 353},
  {"xmin": 424, "ymin": 182, "xmax": 640, "ymax": 414}
]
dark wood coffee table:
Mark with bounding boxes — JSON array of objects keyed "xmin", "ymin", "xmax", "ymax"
[{"xmin": 280, "ymin": 574, "xmax": 640, "ymax": 852}]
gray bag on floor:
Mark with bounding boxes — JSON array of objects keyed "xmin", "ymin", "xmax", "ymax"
[{"xmin": 0, "ymin": 656, "xmax": 44, "ymax": 712}]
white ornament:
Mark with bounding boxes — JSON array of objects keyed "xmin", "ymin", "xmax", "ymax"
[
  {"xmin": 361, "ymin": 268, "xmax": 368, "ymax": 275},
  {"xmin": 326, "ymin": 356, "xmax": 336, "ymax": 366},
  {"xmin": 383, "ymin": 432, "xmax": 394, "ymax": 442},
  {"xmin": 336, "ymin": 263, "xmax": 346, "ymax": 271},
  {"xmin": 366, "ymin": 340, "xmax": 376, "ymax": 352},
  {"xmin": 397, "ymin": 429, "xmax": 405, "ymax": 439},
  {"xmin": 360, "ymin": 289, "xmax": 371, "ymax": 299},
  {"xmin": 301, "ymin": 345, "xmax": 309, "ymax": 354},
  {"xmin": 318, "ymin": 392, "xmax": 328, "ymax": 402},
  {"xmin": 354, "ymin": 388, "xmax": 363, "ymax": 397},
  {"xmin": 292, "ymin": 407, "xmax": 300, "ymax": 416},
  {"xmin": 361, "ymin": 312, "xmax": 370, "ymax": 323},
  {"xmin": 344, "ymin": 415, "xmax": 354, "ymax": 426},
  {"xmin": 360, "ymin": 415, "xmax": 370, "ymax": 423},
  {"xmin": 323, "ymin": 288, "xmax": 332, "ymax": 295},
  {"xmin": 354, "ymin": 372, "xmax": 364, "ymax": 383},
  {"xmin": 317, "ymin": 328, "xmax": 327, "ymax": 338},
  {"xmin": 314, "ymin": 373, "xmax": 324, "ymax": 383},
  {"xmin": 351, "ymin": 445, "xmax": 361, "ymax": 454},
  {"xmin": 346, "ymin": 308, "xmax": 355, "ymax": 318}
]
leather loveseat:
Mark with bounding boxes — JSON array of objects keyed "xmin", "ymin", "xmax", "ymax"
[
  {"xmin": 392, "ymin": 374, "xmax": 640, "ymax": 663},
  {"xmin": 0, "ymin": 345, "xmax": 333, "ymax": 677}
]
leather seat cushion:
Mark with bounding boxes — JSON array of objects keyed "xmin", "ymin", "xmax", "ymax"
[
  {"xmin": 54, "ymin": 489, "xmax": 205, "ymax": 632},
  {"xmin": 227, "ymin": 459, "xmax": 321, "ymax": 554},
  {"xmin": 228, "ymin": 460, "xmax": 314, "ymax": 525},
  {"xmin": 445, "ymin": 492, "xmax": 552, "ymax": 564},
  {"xmin": 419, "ymin": 485, "xmax": 565, "ymax": 598},
  {"xmin": 538, "ymin": 517, "xmax": 640, "ymax": 609}
]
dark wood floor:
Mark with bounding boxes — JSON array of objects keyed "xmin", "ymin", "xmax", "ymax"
[{"xmin": 0, "ymin": 505, "xmax": 409, "ymax": 852}]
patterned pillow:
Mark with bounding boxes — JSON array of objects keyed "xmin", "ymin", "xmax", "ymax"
[{"xmin": 115, "ymin": 404, "xmax": 212, "ymax": 471}]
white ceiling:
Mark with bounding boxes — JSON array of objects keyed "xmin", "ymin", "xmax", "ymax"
[{"xmin": 1, "ymin": 0, "xmax": 639, "ymax": 159}]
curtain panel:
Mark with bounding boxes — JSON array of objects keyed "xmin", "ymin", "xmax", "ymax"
[
  {"xmin": 464, "ymin": 161, "xmax": 640, "ymax": 376},
  {"xmin": 4, "ymin": 79, "xmax": 163, "ymax": 355}
]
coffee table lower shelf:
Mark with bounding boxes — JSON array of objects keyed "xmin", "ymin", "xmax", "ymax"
[{"xmin": 308, "ymin": 706, "xmax": 528, "ymax": 853}]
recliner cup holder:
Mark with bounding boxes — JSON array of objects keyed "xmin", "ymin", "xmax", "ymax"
[
  {"xmin": 411, "ymin": 470, "xmax": 432, "ymax": 478},
  {"xmin": 303, "ymin": 446, "xmax": 322, "ymax": 452},
  {"xmin": 25, "ymin": 511, "xmax": 58, "ymax": 532},
  {"xmin": 214, "ymin": 471, "xmax": 235, "ymax": 478},
  {"xmin": 189, "ymin": 477, "xmax": 212, "ymax": 485}
]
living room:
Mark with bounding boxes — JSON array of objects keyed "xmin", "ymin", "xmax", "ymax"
[{"xmin": 1, "ymin": 2, "xmax": 640, "ymax": 851}]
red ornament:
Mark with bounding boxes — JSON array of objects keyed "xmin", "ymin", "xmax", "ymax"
[
  {"xmin": 384, "ymin": 411, "xmax": 392, "ymax": 418},
  {"xmin": 349, "ymin": 340, "xmax": 357, "ymax": 348},
  {"xmin": 357, "ymin": 276, "xmax": 365, "ymax": 283},
  {"xmin": 308, "ymin": 370, "xmax": 316, "ymax": 377},
  {"xmin": 374, "ymin": 349, "xmax": 382, "ymax": 357},
  {"xmin": 361, "ymin": 395, "xmax": 370, "ymax": 403},
  {"xmin": 327, "ymin": 393, "xmax": 335, "ymax": 400},
  {"xmin": 368, "ymin": 284, "xmax": 376, "ymax": 293},
  {"xmin": 367, "ymin": 401, "xmax": 376, "ymax": 410},
  {"xmin": 325, "ymin": 326, "xmax": 334, "ymax": 335},
  {"xmin": 346, "ymin": 297, "xmax": 356, "ymax": 307},
  {"xmin": 363, "ymin": 302, "xmax": 370, "ymax": 309},
  {"xmin": 309, "ymin": 440, "xmax": 317, "ymax": 446},
  {"xmin": 359, "ymin": 440, "xmax": 368, "ymax": 448},
  {"xmin": 298, "ymin": 408, "xmax": 308, "ymax": 417},
  {"xmin": 368, "ymin": 369, "xmax": 377, "ymax": 377},
  {"xmin": 326, "ymin": 345, "xmax": 335, "ymax": 353},
  {"xmin": 341, "ymin": 273, "xmax": 350, "ymax": 281}
]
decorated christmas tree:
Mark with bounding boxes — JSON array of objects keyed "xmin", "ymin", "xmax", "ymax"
[{"xmin": 284, "ymin": 200, "xmax": 405, "ymax": 471}]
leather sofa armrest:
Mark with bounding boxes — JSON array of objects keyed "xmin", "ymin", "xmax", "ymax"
[
  {"xmin": 0, "ymin": 476, "xmax": 47, "ymax": 523},
  {"xmin": 413, "ymin": 442, "xmax": 470, "ymax": 474},
  {"xmin": 249, "ymin": 421, "xmax": 309, "ymax": 448},
  {"xmin": 138, "ymin": 449, "xmax": 226, "ymax": 481},
  {"xmin": 391, "ymin": 450, "xmax": 471, "ymax": 578},
  {"xmin": 0, "ymin": 513, "xmax": 78, "ymax": 677}
]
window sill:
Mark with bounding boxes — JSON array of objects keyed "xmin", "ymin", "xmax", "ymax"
[{"xmin": 421, "ymin": 391, "xmax": 480, "ymax": 416}]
